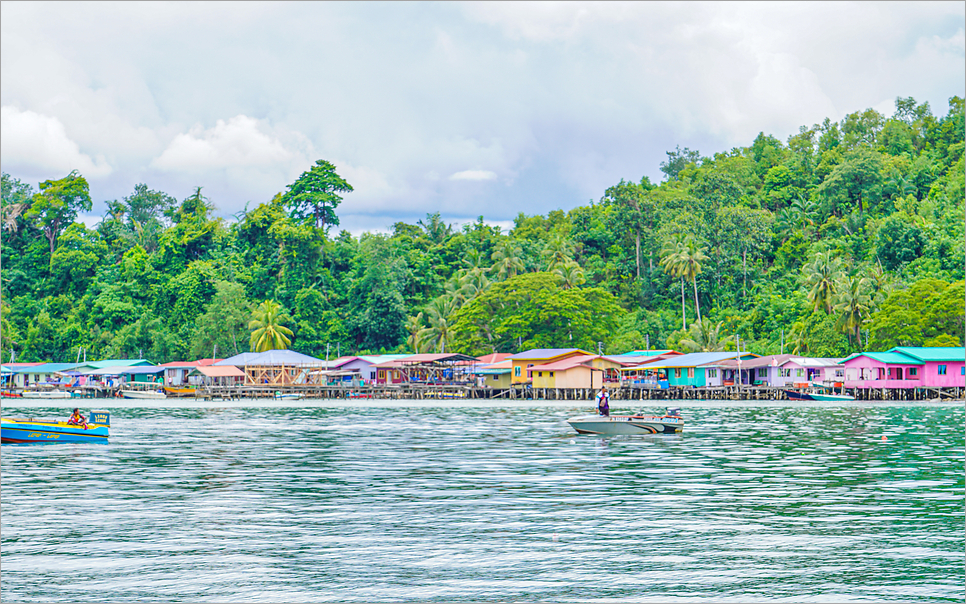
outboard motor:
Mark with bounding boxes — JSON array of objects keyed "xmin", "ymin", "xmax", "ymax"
[
  {"xmin": 89, "ymin": 410, "xmax": 110, "ymax": 426},
  {"xmin": 666, "ymin": 407, "xmax": 681, "ymax": 417}
]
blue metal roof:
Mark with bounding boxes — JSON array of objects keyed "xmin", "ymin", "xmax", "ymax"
[
  {"xmin": 216, "ymin": 350, "xmax": 324, "ymax": 366},
  {"xmin": 13, "ymin": 363, "xmax": 81, "ymax": 374}
]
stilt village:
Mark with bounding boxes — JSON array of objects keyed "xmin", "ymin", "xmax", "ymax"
[{"xmin": 4, "ymin": 346, "xmax": 964, "ymax": 402}]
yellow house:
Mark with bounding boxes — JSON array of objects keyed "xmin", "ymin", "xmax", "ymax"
[
  {"xmin": 528, "ymin": 355, "xmax": 603, "ymax": 389},
  {"xmin": 474, "ymin": 359, "xmax": 513, "ymax": 388},
  {"xmin": 508, "ymin": 348, "xmax": 594, "ymax": 384}
]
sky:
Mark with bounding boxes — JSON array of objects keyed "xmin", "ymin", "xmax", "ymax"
[{"xmin": 2, "ymin": 1, "xmax": 964, "ymax": 235}]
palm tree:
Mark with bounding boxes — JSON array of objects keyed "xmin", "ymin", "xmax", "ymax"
[
  {"xmin": 804, "ymin": 251, "xmax": 845, "ymax": 314},
  {"xmin": 833, "ymin": 276, "xmax": 873, "ymax": 346},
  {"xmin": 248, "ymin": 300, "xmax": 294, "ymax": 352},
  {"xmin": 542, "ymin": 235, "xmax": 575, "ymax": 271},
  {"xmin": 405, "ymin": 312, "xmax": 425, "ymax": 353},
  {"xmin": 678, "ymin": 319, "xmax": 733, "ymax": 352},
  {"xmin": 554, "ymin": 261, "xmax": 586, "ymax": 289},
  {"xmin": 459, "ymin": 267, "xmax": 491, "ymax": 300},
  {"xmin": 419, "ymin": 296, "xmax": 458, "ymax": 353},
  {"xmin": 661, "ymin": 234, "xmax": 708, "ymax": 326},
  {"xmin": 660, "ymin": 234, "xmax": 689, "ymax": 330},
  {"xmin": 491, "ymin": 239, "xmax": 524, "ymax": 281}
]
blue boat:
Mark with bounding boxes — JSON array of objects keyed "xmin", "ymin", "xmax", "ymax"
[{"xmin": 1, "ymin": 410, "xmax": 110, "ymax": 444}]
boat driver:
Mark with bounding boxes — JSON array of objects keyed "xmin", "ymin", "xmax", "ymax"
[
  {"xmin": 67, "ymin": 408, "xmax": 88, "ymax": 428},
  {"xmin": 596, "ymin": 386, "xmax": 610, "ymax": 416}
]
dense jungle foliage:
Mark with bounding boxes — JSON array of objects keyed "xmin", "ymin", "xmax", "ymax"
[{"xmin": 2, "ymin": 97, "xmax": 964, "ymax": 363}]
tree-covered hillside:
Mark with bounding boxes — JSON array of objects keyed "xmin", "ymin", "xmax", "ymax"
[{"xmin": 2, "ymin": 97, "xmax": 963, "ymax": 363}]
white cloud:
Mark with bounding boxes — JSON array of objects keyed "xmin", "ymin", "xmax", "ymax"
[
  {"xmin": 152, "ymin": 115, "xmax": 298, "ymax": 173},
  {"xmin": 0, "ymin": 105, "xmax": 112, "ymax": 178},
  {"xmin": 449, "ymin": 169, "xmax": 498, "ymax": 181}
]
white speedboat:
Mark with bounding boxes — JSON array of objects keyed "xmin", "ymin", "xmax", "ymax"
[
  {"xmin": 568, "ymin": 407, "xmax": 684, "ymax": 435},
  {"xmin": 21, "ymin": 390, "xmax": 74, "ymax": 399},
  {"xmin": 120, "ymin": 390, "xmax": 167, "ymax": 399}
]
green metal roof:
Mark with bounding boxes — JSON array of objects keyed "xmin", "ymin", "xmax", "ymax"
[
  {"xmin": 78, "ymin": 359, "xmax": 155, "ymax": 369},
  {"xmin": 842, "ymin": 352, "xmax": 924, "ymax": 365},
  {"xmin": 889, "ymin": 347, "xmax": 965, "ymax": 362}
]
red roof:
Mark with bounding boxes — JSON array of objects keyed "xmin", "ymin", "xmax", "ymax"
[
  {"xmin": 528, "ymin": 355, "xmax": 598, "ymax": 373},
  {"xmin": 159, "ymin": 359, "xmax": 224, "ymax": 367},
  {"xmin": 476, "ymin": 353, "xmax": 513, "ymax": 364},
  {"xmin": 2, "ymin": 362, "xmax": 45, "ymax": 368},
  {"xmin": 194, "ymin": 365, "xmax": 245, "ymax": 377}
]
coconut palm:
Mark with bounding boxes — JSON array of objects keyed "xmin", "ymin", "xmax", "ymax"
[
  {"xmin": 833, "ymin": 276, "xmax": 874, "ymax": 346},
  {"xmin": 491, "ymin": 239, "xmax": 524, "ymax": 281},
  {"xmin": 542, "ymin": 235, "xmax": 575, "ymax": 271},
  {"xmin": 459, "ymin": 267, "xmax": 491, "ymax": 300},
  {"xmin": 405, "ymin": 312, "xmax": 425, "ymax": 353},
  {"xmin": 554, "ymin": 261, "xmax": 586, "ymax": 290},
  {"xmin": 660, "ymin": 234, "xmax": 689, "ymax": 330},
  {"xmin": 661, "ymin": 234, "xmax": 708, "ymax": 326},
  {"xmin": 804, "ymin": 251, "xmax": 845, "ymax": 314},
  {"xmin": 678, "ymin": 319, "xmax": 734, "ymax": 353},
  {"xmin": 419, "ymin": 296, "xmax": 458, "ymax": 353},
  {"xmin": 248, "ymin": 300, "xmax": 294, "ymax": 352}
]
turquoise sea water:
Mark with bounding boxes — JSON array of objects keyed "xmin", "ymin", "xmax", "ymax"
[{"xmin": 1, "ymin": 400, "xmax": 963, "ymax": 602}]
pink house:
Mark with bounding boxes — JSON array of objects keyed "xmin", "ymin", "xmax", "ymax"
[{"xmin": 841, "ymin": 347, "xmax": 965, "ymax": 389}]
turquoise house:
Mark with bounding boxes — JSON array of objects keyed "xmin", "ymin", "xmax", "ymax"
[{"xmin": 634, "ymin": 352, "xmax": 759, "ymax": 388}]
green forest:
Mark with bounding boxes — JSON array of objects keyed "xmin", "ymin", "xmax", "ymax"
[{"xmin": 2, "ymin": 96, "xmax": 964, "ymax": 363}]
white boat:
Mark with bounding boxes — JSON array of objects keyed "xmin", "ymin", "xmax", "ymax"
[
  {"xmin": 274, "ymin": 392, "xmax": 304, "ymax": 400},
  {"xmin": 21, "ymin": 390, "xmax": 74, "ymax": 399},
  {"xmin": 120, "ymin": 389, "xmax": 167, "ymax": 399},
  {"xmin": 568, "ymin": 407, "xmax": 684, "ymax": 435}
]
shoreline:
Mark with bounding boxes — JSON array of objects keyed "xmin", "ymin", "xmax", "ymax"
[{"xmin": 3, "ymin": 398, "xmax": 964, "ymax": 410}]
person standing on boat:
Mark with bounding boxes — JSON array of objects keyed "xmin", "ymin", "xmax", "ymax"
[{"xmin": 596, "ymin": 386, "xmax": 610, "ymax": 416}]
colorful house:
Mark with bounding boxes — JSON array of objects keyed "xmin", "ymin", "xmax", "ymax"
[
  {"xmin": 473, "ymin": 359, "xmax": 513, "ymax": 388},
  {"xmin": 507, "ymin": 349, "xmax": 594, "ymax": 384},
  {"xmin": 841, "ymin": 347, "xmax": 965, "ymax": 389},
  {"xmin": 631, "ymin": 352, "xmax": 759, "ymax": 388},
  {"xmin": 528, "ymin": 355, "xmax": 603, "ymax": 390}
]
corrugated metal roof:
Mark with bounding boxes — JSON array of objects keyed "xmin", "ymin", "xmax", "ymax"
[
  {"xmin": 13, "ymin": 363, "xmax": 81, "ymax": 374},
  {"xmin": 508, "ymin": 348, "xmax": 592, "ymax": 360},
  {"xmin": 80, "ymin": 359, "xmax": 154, "ymax": 369},
  {"xmin": 889, "ymin": 347, "xmax": 965, "ymax": 362},
  {"xmin": 841, "ymin": 352, "xmax": 924, "ymax": 365},
  {"xmin": 193, "ymin": 365, "xmax": 246, "ymax": 377},
  {"xmin": 528, "ymin": 355, "xmax": 596, "ymax": 372},
  {"xmin": 215, "ymin": 350, "xmax": 323, "ymax": 366},
  {"xmin": 631, "ymin": 351, "xmax": 756, "ymax": 369}
]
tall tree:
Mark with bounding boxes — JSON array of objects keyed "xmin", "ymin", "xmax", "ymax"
[
  {"xmin": 491, "ymin": 239, "xmax": 524, "ymax": 281},
  {"xmin": 282, "ymin": 159, "xmax": 353, "ymax": 232},
  {"xmin": 26, "ymin": 170, "xmax": 92, "ymax": 256},
  {"xmin": 833, "ymin": 276, "xmax": 873, "ymax": 346}
]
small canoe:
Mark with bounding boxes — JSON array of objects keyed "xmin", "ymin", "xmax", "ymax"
[
  {"xmin": 2, "ymin": 410, "xmax": 110, "ymax": 444},
  {"xmin": 164, "ymin": 386, "xmax": 197, "ymax": 396},
  {"xmin": 785, "ymin": 390, "xmax": 855, "ymax": 401}
]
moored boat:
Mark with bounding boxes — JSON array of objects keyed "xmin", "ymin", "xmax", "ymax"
[
  {"xmin": 120, "ymin": 389, "xmax": 167, "ymax": 399},
  {"xmin": 21, "ymin": 390, "xmax": 74, "ymax": 399},
  {"xmin": 164, "ymin": 386, "xmax": 197, "ymax": 396},
  {"xmin": 274, "ymin": 391, "xmax": 304, "ymax": 400},
  {"xmin": 568, "ymin": 407, "xmax": 685, "ymax": 435},
  {"xmin": 1, "ymin": 410, "xmax": 110, "ymax": 444},
  {"xmin": 785, "ymin": 389, "xmax": 855, "ymax": 402}
]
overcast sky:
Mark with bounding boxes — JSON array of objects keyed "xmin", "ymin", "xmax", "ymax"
[{"xmin": 2, "ymin": 1, "xmax": 964, "ymax": 234}]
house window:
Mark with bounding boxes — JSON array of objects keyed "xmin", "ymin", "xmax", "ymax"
[
  {"xmin": 758, "ymin": 368, "xmax": 767, "ymax": 377},
  {"xmin": 549, "ymin": 372, "xmax": 554, "ymax": 377},
  {"xmin": 687, "ymin": 368, "xmax": 694, "ymax": 378},
  {"xmin": 909, "ymin": 368, "xmax": 917, "ymax": 376},
  {"xmin": 514, "ymin": 366, "xmax": 521, "ymax": 377},
  {"xmin": 938, "ymin": 365, "xmax": 947, "ymax": 375},
  {"xmin": 378, "ymin": 370, "xmax": 385, "ymax": 379},
  {"xmin": 538, "ymin": 372, "xmax": 543, "ymax": 377},
  {"xmin": 708, "ymin": 369, "xmax": 717, "ymax": 378},
  {"xmin": 796, "ymin": 369, "xmax": 804, "ymax": 377},
  {"xmin": 491, "ymin": 374, "xmax": 498, "ymax": 381}
]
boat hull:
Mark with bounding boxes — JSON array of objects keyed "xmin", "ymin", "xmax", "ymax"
[
  {"xmin": 785, "ymin": 390, "xmax": 854, "ymax": 402},
  {"xmin": 568, "ymin": 414, "xmax": 684, "ymax": 435},
  {"xmin": 21, "ymin": 391, "xmax": 74, "ymax": 399},
  {"xmin": 120, "ymin": 390, "xmax": 167, "ymax": 399},
  {"xmin": 274, "ymin": 393, "xmax": 304, "ymax": 400},
  {"xmin": 1, "ymin": 418, "xmax": 109, "ymax": 444}
]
